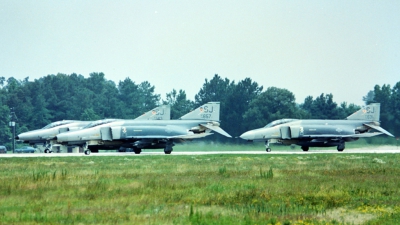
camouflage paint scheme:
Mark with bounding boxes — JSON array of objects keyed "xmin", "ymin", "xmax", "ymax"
[{"xmin": 240, "ymin": 103, "xmax": 394, "ymax": 152}]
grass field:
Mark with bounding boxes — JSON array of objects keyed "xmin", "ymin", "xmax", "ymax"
[{"xmin": 1, "ymin": 146, "xmax": 400, "ymax": 224}]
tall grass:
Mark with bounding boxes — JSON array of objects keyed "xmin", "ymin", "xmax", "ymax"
[{"xmin": 1, "ymin": 153, "xmax": 400, "ymax": 224}]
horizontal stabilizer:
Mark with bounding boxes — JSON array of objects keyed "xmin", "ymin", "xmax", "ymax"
[
  {"xmin": 351, "ymin": 132, "xmax": 385, "ymax": 138},
  {"xmin": 201, "ymin": 123, "xmax": 232, "ymax": 138},
  {"xmin": 364, "ymin": 123, "xmax": 394, "ymax": 137}
]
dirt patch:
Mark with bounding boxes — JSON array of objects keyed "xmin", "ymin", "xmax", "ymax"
[{"xmin": 324, "ymin": 208, "xmax": 376, "ymax": 224}]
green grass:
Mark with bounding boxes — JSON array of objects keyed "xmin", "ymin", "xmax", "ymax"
[{"xmin": 1, "ymin": 152, "xmax": 400, "ymax": 224}]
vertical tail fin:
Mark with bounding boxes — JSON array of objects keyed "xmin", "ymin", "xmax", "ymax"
[
  {"xmin": 179, "ymin": 102, "xmax": 220, "ymax": 121},
  {"xmin": 346, "ymin": 103, "xmax": 380, "ymax": 121},
  {"xmin": 135, "ymin": 105, "xmax": 171, "ymax": 120}
]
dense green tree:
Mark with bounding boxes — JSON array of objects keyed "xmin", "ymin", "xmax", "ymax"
[
  {"xmin": 390, "ymin": 82, "xmax": 400, "ymax": 137},
  {"xmin": 243, "ymin": 87, "xmax": 298, "ymax": 130},
  {"xmin": 194, "ymin": 74, "xmax": 233, "ymax": 106},
  {"xmin": 137, "ymin": 81, "xmax": 160, "ymax": 111},
  {"xmin": 163, "ymin": 89, "xmax": 194, "ymax": 119},
  {"xmin": 30, "ymin": 94, "xmax": 52, "ymax": 129},
  {"xmin": 0, "ymin": 77, "xmax": 5, "ymax": 87},
  {"xmin": 0, "ymin": 105, "xmax": 11, "ymax": 149},
  {"xmin": 118, "ymin": 78, "xmax": 140, "ymax": 118},
  {"xmin": 370, "ymin": 84, "xmax": 392, "ymax": 133},
  {"xmin": 300, "ymin": 93, "xmax": 341, "ymax": 119},
  {"xmin": 337, "ymin": 102, "xmax": 361, "ymax": 119},
  {"xmin": 363, "ymin": 90, "xmax": 375, "ymax": 104},
  {"xmin": 224, "ymin": 78, "xmax": 263, "ymax": 137},
  {"xmin": 80, "ymin": 108, "xmax": 101, "ymax": 121}
]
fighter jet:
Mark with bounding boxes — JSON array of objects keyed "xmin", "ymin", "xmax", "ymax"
[
  {"xmin": 16, "ymin": 105, "xmax": 170, "ymax": 153},
  {"xmin": 16, "ymin": 120, "xmax": 91, "ymax": 153},
  {"xmin": 56, "ymin": 102, "xmax": 232, "ymax": 155},
  {"xmin": 239, "ymin": 103, "xmax": 394, "ymax": 152}
]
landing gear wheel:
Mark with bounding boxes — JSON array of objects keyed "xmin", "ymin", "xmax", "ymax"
[
  {"xmin": 44, "ymin": 149, "xmax": 49, "ymax": 153},
  {"xmin": 134, "ymin": 149, "xmax": 142, "ymax": 154},
  {"xmin": 164, "ymin": 143, "xmax": 173, "ymax": 155},
  {"xmin": 84, "ymin": 150, "xmax": 91, "ymax": 155},
  {"xmin": 337, "ymin": 143, "xmax": 345, "ymax": 152},
  {"xmin": 266, "ymin": 148, "xmax": 271, "ymax": 152},
  {"xmin": 301, "ymin": 146, "xmax": 309, "ymax": 152}
]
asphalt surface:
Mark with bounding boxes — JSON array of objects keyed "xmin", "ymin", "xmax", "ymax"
[{"xmin": 1, "ymin": 147, "xmax": 400, "ymax": 157}]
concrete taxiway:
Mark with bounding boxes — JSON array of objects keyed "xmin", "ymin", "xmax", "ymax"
[{"xmin": 1, "ymin": 147, "xmax": 400, "ymax": 158}]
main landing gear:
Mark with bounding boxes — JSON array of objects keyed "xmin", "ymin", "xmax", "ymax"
[
  {"xmin": 301, "ymin": 146, "xmax": 309, "ymax": 152},
  {"xmin": 265, "ymin": 141, "xmax": 271, "ymax": 152},
  {"xmin": 164, "ymin": 141, "xmax": 174, "ymax": 154},
  {"xmin": 44, "ymin": 143, "xmax": 53, "ymax": 153},
  {"xmin": 337, "ymin": 142, "xmax": 345, "ymax": 152},
  {"xmin": 132, "ymin": 147, "xmax": 142, "ymax": 154},
  {"xmin": 83, "ymin": 143, "xmax": 91, "ymax": 155}
]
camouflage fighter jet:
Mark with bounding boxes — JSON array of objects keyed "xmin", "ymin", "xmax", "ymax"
[
  {"xmin": 56, "ymin": 102, "xmax": 232, "ymax": 155},
  {"xmin": 239, "ymin": 103, "xmax": 394, "ymax": 152},
  {"xmin": 16, "ymin": 105, "xmax": 170, "ymax": 153}
]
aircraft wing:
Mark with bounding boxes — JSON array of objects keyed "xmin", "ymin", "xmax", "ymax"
[
  {"xmin": 364, "ymin": 124, "xmax": 394, "ymax": 137},
  {"xmin": 125, "ymin": 133, "xmax": 213, "ymax": 140},
  {"xmin": 302, "ymin": 132, "xmax": 385, "ymax": 139},
  {"xmin": 200, "ymin": 124, "xmax": 232, "ymax": 138}
]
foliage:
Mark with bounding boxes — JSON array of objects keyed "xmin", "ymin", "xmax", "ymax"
[
  {"xmin": 162, "ymin": 89, "xmax": 194, "ymax": 119},
  {"xmin": 243, "ymin": 87, "xmax": 298, "ymax": 130},
  {"xmin": 364, "ymin": 82, "xmax": 400, "ymax": 137},
  {"xmin": 0, "ymin": 73, "xmax": 398, "ymax": 148}
]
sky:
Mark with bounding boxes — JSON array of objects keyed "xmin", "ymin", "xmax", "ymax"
[{"xmin": 1, "ymin": 1, "xmax": 399, "ymax": 106}]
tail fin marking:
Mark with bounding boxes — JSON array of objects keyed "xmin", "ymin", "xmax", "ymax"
[
  {"xmin": 135, "ymin": 105, "xmax": 171, "ymax": 120},
  {"xmin": 180, "ymin": 102, "xmax": 220, "ymax": 121},
  {"xmin": 346, "ymin": 103, "xmax": 380, "ymax": 121}
]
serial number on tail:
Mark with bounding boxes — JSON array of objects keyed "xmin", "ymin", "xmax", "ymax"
[{"xmin": 201, "ymin": 114, "xmax": 212, "ymax": 119}]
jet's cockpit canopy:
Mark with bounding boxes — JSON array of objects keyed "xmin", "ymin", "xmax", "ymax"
[
  {"xmin": 83, "ymin": 119, "xmax": 120, "ymax": 129},
  {"xmin": 264, "ymin": 119, "xmax": 299, "ymax": 128},
  {"xmin": 42, "ymin": 120, "xmax": 78, "ymax": 129}
]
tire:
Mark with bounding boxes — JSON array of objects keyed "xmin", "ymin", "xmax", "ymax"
[
  {"xmin": 301, "ymin": 146, "xmax": 309, "ymax": 151},
  {"xmin": 266, "ymin": 148, "xmax": 271, "ymax": 152}
]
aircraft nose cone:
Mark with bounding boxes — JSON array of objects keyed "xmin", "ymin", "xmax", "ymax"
[
  {"xmin": 16, "ymin": 133, "xmax": 29, "ymax": 141},
  {"xmin": 239, "ymin": 131, "xmax": 255, "ymax": 140}
]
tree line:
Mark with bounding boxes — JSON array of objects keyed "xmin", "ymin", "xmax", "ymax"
[{"xmin": 0, "ymin": 73, "xmax": 398, "ymax": 149}]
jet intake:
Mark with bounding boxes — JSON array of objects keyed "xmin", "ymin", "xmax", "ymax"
[
  {"xmin": 280, "ymin": 126, "xmax": 303, "ymax": 139},
  {"xmin": 101, "ymin": 127, "xmax": 113, "ymax": 141},
  {"xmin": 280, "ymin": 126, "xmax": 291, "ymax": 139}
]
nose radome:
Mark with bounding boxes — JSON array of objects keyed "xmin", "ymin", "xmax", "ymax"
[{"xmin": 239, "ymin": 131, "xmax": 255, "ymax": 140}]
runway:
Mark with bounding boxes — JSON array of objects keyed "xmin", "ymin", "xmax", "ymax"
[{"xmin": 1, "ymin": 147, "xmax": 400, "ymax": 158}]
